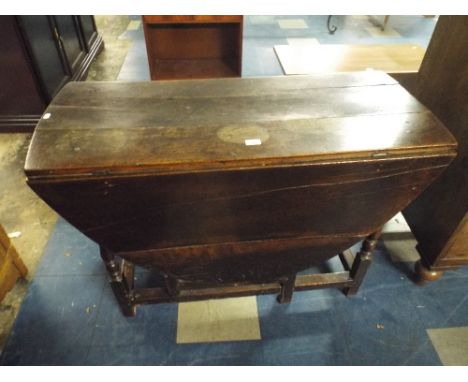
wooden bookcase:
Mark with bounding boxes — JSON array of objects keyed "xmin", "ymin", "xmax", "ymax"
[{"xmin": 142, "ymin": 16, "xmax": 243, "ymax": 80}]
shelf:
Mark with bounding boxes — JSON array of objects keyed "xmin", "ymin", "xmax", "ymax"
[
  {"xmin": 152, "ymin": 58, "xmax": 240, "ymax": 80},
  {"xmin": 143, "ymin": 16, "xmax": 243, "ymax": 80}
]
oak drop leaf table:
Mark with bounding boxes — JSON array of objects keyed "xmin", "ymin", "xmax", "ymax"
[{"xmin": 24, "ymin": 72, "xmax": 457, "ymax": 316}]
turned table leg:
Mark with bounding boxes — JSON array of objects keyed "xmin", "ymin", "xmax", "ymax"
[
  {"xmin": 100, "ymin": 247, "xmax": 137, "ymax": 317},
  {"xmin": 344, "ymin": 229, "xmax": 382, "ymax": 296},
  {"xmin": 277, "ymin": 274, "xmax": 297, "ymax": 304},
  {"xmin": 414, "ymin": 260, "xmax": 444, "ymax": 284}
]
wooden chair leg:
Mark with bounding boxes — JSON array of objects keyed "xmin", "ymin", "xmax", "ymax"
[{"xmin": 344, "ymin": 229, "xmax": 382, "ymax": 296}]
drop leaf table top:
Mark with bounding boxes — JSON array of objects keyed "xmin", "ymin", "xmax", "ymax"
[{"xmin": 25, "ymin": 72, "xmax": 457, "ymax": 316}]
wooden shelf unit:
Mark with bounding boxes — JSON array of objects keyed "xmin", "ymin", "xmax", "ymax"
[{"xmin": 142, "ymin": 16, "xmax": 243, "ymax": 80}]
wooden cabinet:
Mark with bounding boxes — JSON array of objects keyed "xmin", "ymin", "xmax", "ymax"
[
  {"xmin": 0, "ymin": 16, "xmax": 103, "ymax": 132},
  {"xmin": 17, "ymin": 16, "xmax": 70, "ymax": 102},
  {"xmin": 143, "ymin": 16, "xmax": 243, "ymax": 80},
  {"xmin": 393, "ymin": 16, "xmax": 468, "ymax": 281},
  {"xmin": 54, "ymin": 16, "xmax": 87, "ymax": 75}
]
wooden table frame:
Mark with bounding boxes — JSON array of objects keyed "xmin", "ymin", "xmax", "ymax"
[
  {"xmin": 100, "ymin": 230, "xmax": 382, "ymax": 317},
  {"xmin": 24, "ymin": 74, "xmax": 457, "ymax": 319}
]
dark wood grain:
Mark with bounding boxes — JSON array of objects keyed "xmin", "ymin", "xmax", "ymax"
[
  {"xmin": 24, "ymin": 72, "xmax": 455, "ymax": 176},
  {"xmin": 24, "ymin": 72, "xmax": 457, "ymax": 315},
  {"xmin": 28, "ymin": 155, "xmax": 453, "ymax": 256},
  {"xmin": 395, "ymin": 16, "xmax": 468, "ymax": 276},
  {"xmin": 0, "ymin": 17, "xmax": 45, "ymax": 112}
]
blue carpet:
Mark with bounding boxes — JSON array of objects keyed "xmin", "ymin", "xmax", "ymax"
[{"xmin": 1, "ymin": 218, "xmax": 468, "ymax": 365}]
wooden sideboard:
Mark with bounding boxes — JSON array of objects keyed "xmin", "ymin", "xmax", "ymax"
[
  {"xmin": 142, "ymin": 16, "xmax": 243, "ymax": 80},
  {"xmin": 0, "ymin": 16, "xmax": 103, "ymax": 132},
  {"xmin": 393, "ymin": 16, "xmax": 468, "ymax": 282}
]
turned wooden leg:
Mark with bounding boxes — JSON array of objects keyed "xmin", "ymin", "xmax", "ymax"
[
  {"xmin": 415, "ymin": 260, "xmax": 444, "ymax": 284},
  {"xmin": 100, "ymin": 247, "xmax": 137, "ymax": 317},
  {"xmin": 345, "ymin": 229, "xmax": 382, "ymax": 296},
  {"xmin": 100, "ymin": 246, "xmax": 121, "ymax": 282},
  {"xmin": 277, "ymin": 274, "xmax": 296, "ymax": 304},
  {"xmin": 163, "ymin": 272, "xmax": 180, "ymax": 296},
  {"xmin": 122, "ymin": 259, "xmax": 135, "ymax": 292}
]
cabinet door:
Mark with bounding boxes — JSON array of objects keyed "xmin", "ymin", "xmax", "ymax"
[
  {"xmin": 54, "ymin": 16, "xmax": 86, "ymax": 74},
  {"xmin": 0, "ymin": 16, "xmax": 45, "ymax": 115},
  {"xmin": 78, "ymin": 16, "xmax": 97, "ymax": 50},
  {"xmin": 18, "ymin": 16, "xmax": 69, "ymax": 101}
]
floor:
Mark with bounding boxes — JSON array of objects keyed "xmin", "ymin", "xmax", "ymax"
[
  {"xmin": 2, "ymin": 15, "xmax": 468, "ymax": 366},
  {"xmin": 0, "ymin": 15, "xmax": 132, "ymax": 352}
]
